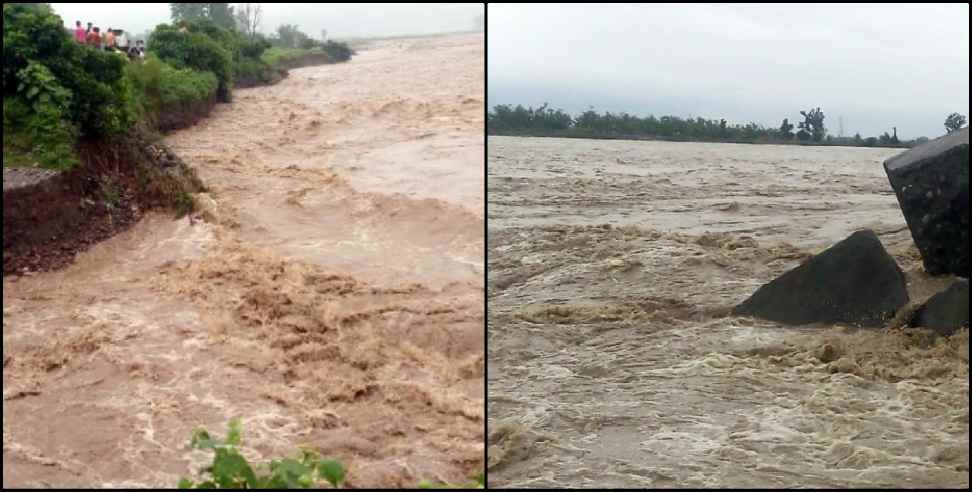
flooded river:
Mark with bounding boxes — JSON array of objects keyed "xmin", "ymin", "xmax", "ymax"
[
  {"xmin": 487, "ymin": 136, "xmax": 968, "ymax": 488},
  {"xmin": 3, "ymin": 33, "xmax": 484, "ymax": 488}
]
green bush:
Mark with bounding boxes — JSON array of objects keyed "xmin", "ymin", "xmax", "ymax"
[
  {"xmin": 149, "ymin": 23, "xmax": 234, "ymax": 102},
  {"xmin": 4, "ymin": 3, "xmax": 137, "ymax": 139},
  {"xmin": 261, "ymin": 47, "xmax": 331, "ymax": 68},
  {"xmin": 126, "ymin": 55, "xmax": 219, "ymax": 111},
  {"xmin": 178, "ymin": 419, "xmax": 346, "ymax": 489},
  {"xmin": 321, "ymin": 41, "xmax": 353, "ymax": 63},
  {"xmin": 4, "ymin": 96, "xmax": 78, "ymax": 170}
]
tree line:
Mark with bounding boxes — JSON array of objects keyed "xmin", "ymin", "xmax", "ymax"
[
  {"xmin": 488, "ymin": 104, "xmax": 968, "ymax": 148},
  {"xmin": 168, "ymin": 3, "xmax": 352, "ymax": 62}
]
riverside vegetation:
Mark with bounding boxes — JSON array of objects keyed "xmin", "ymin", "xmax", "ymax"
[
  {"xmin": 3, "ymin": 2, "xmax": 354, "ymax": 171},
  {"xmin": 487, "ymin": 103, "xmax": 966, "ymax": 148}
]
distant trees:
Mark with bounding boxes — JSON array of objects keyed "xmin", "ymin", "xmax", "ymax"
[
  {"xmin": 488, "ymin": 104, "xmax": 924, "ymax": 148},
  {"xmin": 170, "ymin": 3, "xmax": 236, "ymax": 29},
  {"xmin": 945, "ymin": 112, "xmax": 967, "ymax": 134},
  {"xmin": 234, "ymin": 3, "xmax": 263, "ymax": 38},
  {"xmin": 272, "ymin": 23, "xmax": 308, "ymax": 48},
  {"xmin": 798, "ymin": 107, "xmax": 826, "ymax": 142},
  {"xmin": 779, "ymin": 118, "xmax": 794, "ymax": 140}
]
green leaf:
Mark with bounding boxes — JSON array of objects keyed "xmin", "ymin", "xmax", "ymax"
[
  {"xmin": 225, "ymin": 418, "xmax": 243, "ymax": 446},
  {"xmin": 317, "ymin": 460, "xmax": 345, "ymax": 488},
  {"xmin": 213, "ymin": 449, "xmax": 253, "ymax": 487},
  {"xmin": 178, "ymin": 478, "xmax": 194, "ymax": 489}
]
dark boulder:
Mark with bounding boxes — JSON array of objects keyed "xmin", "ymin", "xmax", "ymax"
[
  {"xmin": 912, "ymin": 279, "xmax": 969, "ymax": 337},
  {"xmin": 733, "ymin": 230, "xmax": 909, "ymax": 327},
  {"xmin": 884, "ymin": 127, "xmax": 969, "ymax": 277}
]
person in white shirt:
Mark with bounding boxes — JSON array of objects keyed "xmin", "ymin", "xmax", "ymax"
[{"xmin": 116, "ymin": 31, "xmax": 129, "ymax": 51}]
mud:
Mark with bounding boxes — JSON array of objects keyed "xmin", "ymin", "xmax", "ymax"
[
  {"xmin": 3, "ymin": 138, "xmax": 203, "ymax": 276},
  {"xmin": 487, "ymin": 136, "xmax": 968, "ymax": 488},
  {"xmin": 3, "ymin": 33, "xmax": 484, "ymax": 488}
]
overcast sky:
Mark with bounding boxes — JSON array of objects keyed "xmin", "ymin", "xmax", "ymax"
[
  {"xmin": 51, "ymin": 3, "xmax": 483, "ymax": 40},
  {"xmin": 488, "ymin": 3, "xmax": 970, "ymax": 139}
]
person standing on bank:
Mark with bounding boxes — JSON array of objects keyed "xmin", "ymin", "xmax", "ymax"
[{"xmin": 74, "ymin": 20, "xmax": 86, "ymax": 43}]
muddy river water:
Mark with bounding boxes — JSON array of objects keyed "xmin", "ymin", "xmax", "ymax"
[
  {"xmin": 487, "ymin": 136, "xmax": 968, "ymax": 488},
  {"xmin": 3, "ymin": 33, "xmax": 484, "ymax": 488}
]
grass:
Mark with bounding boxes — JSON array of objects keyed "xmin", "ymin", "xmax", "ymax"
[
  {"xmin": 3, "ymin": 131, "xmax": 40, "ymax": 168},
  {"xmin": 261, "ymin": 47, "xmax": 330, "ymax": 68},
  {"xmin": 3, "ymin": 127, "xmax": 77, "ymax": 171}
]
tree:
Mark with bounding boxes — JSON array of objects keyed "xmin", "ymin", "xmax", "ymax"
[
  {"xmin": 274, "ymin": 23, "xmax": 307, "ymax": 48},
  {"xmin": 945, "ymin": 112, "xmax": 967, "ymax": 134},
  {"xmin": 170, "ymin": 3, "xmax": 207, "ymax": 21},
  {"xmin": 235, "ymin": 3, "xmax": 263, "ymax": 38},
  {"xmin": 779, "ymin": 118, "xmax": 794, "ymax": 139},
  {"xmin": 170, "ymin": 3, "xmax": 234, "ymax": 29},
  {"xmin": 798, "ymin": 107, "xmax": 826, "ymax": 142},
  {"xmin": 207, "ymin": 3, "xmax": 235, "ymax": 29}
]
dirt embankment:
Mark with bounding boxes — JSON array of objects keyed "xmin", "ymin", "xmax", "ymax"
[
  {"xmin": 156, "ymin": 92, "xmax": 221, "ymax": 132},
  {"xmin": 3, "ymin": 138, "xmax": 203, "ymax": 276}
]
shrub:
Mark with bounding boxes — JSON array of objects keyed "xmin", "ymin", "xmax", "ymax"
[
  {"xmin": 178, "ymin": 419, "xmax": 346, "ymax": 489},
  {"xmin": 4, "ymin": 3, "xmax": 137, "ymax": 138},
  {"xmin": 321, "ymin": 41, "xmax": 353, "ymax": 63},
  {"xmin": 149, "ymin": 24, "xmax": 233, "ymax": 102}
]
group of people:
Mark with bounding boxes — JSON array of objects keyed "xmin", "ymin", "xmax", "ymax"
[{"xmin": 72, "ymin": 20, "xmax": 145, "ymax": 61}]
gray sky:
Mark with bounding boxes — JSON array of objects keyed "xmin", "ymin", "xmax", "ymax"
[
  {"xmin": 488, "ymin": 3, "xmax": 970, "ymax": 139},
  {"xmin": 51, "ymin": 3, "xmax": 483, "ymax": 40}
]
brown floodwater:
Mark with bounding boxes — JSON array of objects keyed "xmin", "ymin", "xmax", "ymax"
[
  {"xmin": 2, "ymin": 33, "xmax": 484, "ymax": 488},
  {"xmin": 487, "ymin": 136, "xmax": 968, "ymax": 488}
]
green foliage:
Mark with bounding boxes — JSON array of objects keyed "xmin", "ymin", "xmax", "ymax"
[
  {"xmin": 267, "ymin": 24, "xmax": 353, "ymax": 63},
  {"xmin": 321, "ymin": 41, "xmax": 353, "ymax": 63},
  {"xmin": 945, "ymin": 112, "xmax": 967, "ymax": 134},
  {"xmin": 149, "ymin": 23, "xmax": 233, "ymax": 102},
  {"xmin": 179, "ymin": 419, "xmax": 346, "ymax": 489},
  {"xmin": 4, "ymin": 3, "xmax": 137, "ymax": 139},
  {"xmin": 490, "ymin": 104, "xmax": 920, "ymax": 148},
  {"xmin": 4, "ymin": 97, "xmax": 78, "ymax": 170},
  {"xmin": 779, "ymin": 118, "xmax": 794, "ymax": 139},
  {"xmin": 170, "ymin": 3, "xmax": 236, "ymax": 29},
  {"xmin": 273, "ymin": 24, "xmax": 309, "ymax": 49},
  {"xmin": 798, "ymin": 107, "xmax": 826, "ymax": 142},
  {"xmin": 260, "ymin": 47, "xmax": 326, "ymax": 68}
]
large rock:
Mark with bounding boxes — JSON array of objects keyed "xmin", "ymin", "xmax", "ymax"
[
  {"xmin": 733, "ymin": 230, "xmax": 909, "ymax": 327},
  {"xmin": 912, "ymin": 279, "xmax": 969, "ymax": 337},
  {"xmin": 884, "ymin": 127, "xmax": 969, "ymax": 277}
]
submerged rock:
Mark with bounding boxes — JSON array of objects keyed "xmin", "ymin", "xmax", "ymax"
[
  {"xmin": 733, "ymin": 230, "xmax": 909, "ymax": 327},
  {"xmin": 884, "ymin": 127, "xmax": 969, "ymax": 277},
  {"xmin": 912, "ymin": 279, "xmax": 970, "ymax": 337}
]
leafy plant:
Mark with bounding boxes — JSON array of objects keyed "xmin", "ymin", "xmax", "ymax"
[{"xmin": 179, "ymin": 419, "xmax": 346, "ymax": 489}]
